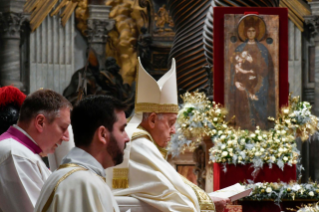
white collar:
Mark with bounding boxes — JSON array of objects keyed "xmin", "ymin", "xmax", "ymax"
[{"xmin": 13, "ymin": 125, "xmax": 39, "ymax": 147}]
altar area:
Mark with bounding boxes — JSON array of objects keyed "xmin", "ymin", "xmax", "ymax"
[{"xmin": 2, "ymin": 0, "xmax": 319, "ymax": 211}]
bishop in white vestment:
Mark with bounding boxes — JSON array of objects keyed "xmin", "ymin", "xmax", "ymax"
[{"xmin": 106, "ymin": 58, "xmax": 216, "ymax": 212}]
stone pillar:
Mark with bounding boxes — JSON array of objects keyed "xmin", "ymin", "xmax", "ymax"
[
  {"xmin": 0, "ymin": 0, "xmax": 28, "ymax": 91},
  {"xmin": 305, "ymin": 1, "xmax": 319, "ymax": 116},
  {"xmin": 86, "ymin": 3, "xmax": 114, "ymax": 71},
  {"xmin": 29, "ymin": 11, "xmax": 75, "ymax": 94},
  {"xmin": 303, "ymin": 0, "xmax": 319, "ymax": 181}
]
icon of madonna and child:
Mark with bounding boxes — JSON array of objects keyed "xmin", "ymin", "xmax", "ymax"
[{"xmin": 225, "ymin": 15, "xmax": 278, "ymax": 131}]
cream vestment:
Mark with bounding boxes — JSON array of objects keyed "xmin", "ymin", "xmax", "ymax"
[
  {"xmin": 105, "ymin": 57, "xmax": 215, "ymax": 212},
  {"xmin": 106, "ymin": 128, "xmax": 215, "ymax": 212},
  {"xmin": 35, "ymin": 147, "xmax": 120, "ymax": 212},
  {"xmin": 0, "ymin": 125, "xmax": 51, "ymax": 212}
]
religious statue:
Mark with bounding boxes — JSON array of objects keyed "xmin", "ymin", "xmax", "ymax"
[{"xmin": 63, "ymin": 49, "xmax": 135, "ymax": 117}]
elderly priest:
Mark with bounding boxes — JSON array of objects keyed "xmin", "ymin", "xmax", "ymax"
[
  {"xmin": 35, "ymin": 95, "xmax": 130, "ymax": 212},
  {"xmin": 106, "ymin": 58, "xmax": 227, "ymax": 212}
]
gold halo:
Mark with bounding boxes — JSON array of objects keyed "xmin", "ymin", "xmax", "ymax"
[{"xmin": 237, "ymin": 15, "xmax": 266, "ymax": 42}]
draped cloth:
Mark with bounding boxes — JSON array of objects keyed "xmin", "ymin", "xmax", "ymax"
[
  {"xmin": 105, "ymin": 128, "xmax": 215, "ymax": 212},
  {"xmin": 0, "ymin": 126, "xmax": 51, "ymax": 212},
  {"xmin": 34, "ymin": 147, "xmax": 120, "ymax": 212}
]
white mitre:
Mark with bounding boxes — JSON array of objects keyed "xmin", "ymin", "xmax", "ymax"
[{"xmin": 105, "ymin": 57, "xmax": 179, "ymax": 189}]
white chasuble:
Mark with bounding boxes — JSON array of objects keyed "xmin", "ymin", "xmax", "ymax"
[
  {"xmin": 35, "ymin": 147, "xmax": 119, "ymax": 212},
  {"xmin": 106, "ymin": 128, "xmax": 215, "ymax": 212}
]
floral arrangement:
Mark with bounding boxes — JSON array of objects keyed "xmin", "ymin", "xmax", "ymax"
[
  {"xmin": 169, "ymin": 91, "xmax": 319, "ymax": 170},
  {"xmin": 243, "ymin": 182, "xmax": 319, "ymax": 203},
  {"xmin": 169, "ymin": 92, "xmax": 227, "ymax": 157}
]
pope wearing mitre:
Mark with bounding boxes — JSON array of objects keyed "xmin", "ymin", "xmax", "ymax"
[{"xmin": 105, "ymin": 57, "xmax": 216, "ymax": 212}]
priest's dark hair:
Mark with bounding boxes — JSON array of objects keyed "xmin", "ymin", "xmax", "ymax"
[
  {"xmin": 71, "ymin": 95, "xmax": 127, "ymax": 147},
  {"xmin": 19, "ymin": 89, "xmax": 71, "ymax": 124}
]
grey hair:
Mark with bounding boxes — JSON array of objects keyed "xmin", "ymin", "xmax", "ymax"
[{"xmin": 142, "ymin": 113, "xmax": 164, "ymax": 121}]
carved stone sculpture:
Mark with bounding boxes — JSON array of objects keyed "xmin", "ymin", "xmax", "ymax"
[
  {"xmin": 0, "ymin": 12, "xmax": 28, "ymax": 91},
  {"xmin": 63, "ymin": 51, "xmax": 135, "ymax": 116}
]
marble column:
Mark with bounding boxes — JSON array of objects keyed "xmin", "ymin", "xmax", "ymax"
[
  {"xmin": 0, "ymin": 0, "xmax": 28, "ymax": 91},
  {"xmin": 303, "ymin": 0, "xmax": 319, "ymax": 181},
  {"xmin": 29, "ymin": 11, "xmax": 75, "ymax": 94},
  {"xmin": 86, "ymin": 3, "xmax": 114, "ymax": 72}
]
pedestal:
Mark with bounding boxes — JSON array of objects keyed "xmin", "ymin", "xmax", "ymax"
[
  {"xmin": 213, "ymin": 163, "xmax": 297, "ymax": 191},
  {"xmin": 239, "ymin": 200, "xmax": 318, "ymax": 212}
]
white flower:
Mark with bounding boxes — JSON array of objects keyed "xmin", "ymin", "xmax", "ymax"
[
  {"xmin": 222, "ymin": 151, "xmax": 228, "ymax": 157},
  {"xmin": 266, "ymin": 187, "xmax": 272, "ymax": 193},
  {"xmin": 276, "ymin": 130, "xmax": 281, "ymax": 135},
  {"xmin": 260, "ymin": 148, "xmax": 265, "ymax": 152},
  {"xmin": 221, "ymin": 135, "xmax": 226, "ymax": 140},
  {"xmin": 257, "ymin": 136, "xmax": 262, "ymax": 140},
  {"xmin": 285, "ymin": 119, "xmax": 291, "ymax": 124},
  {"xmin": 267, "ymin": 140, "xmax": 273, "ymax": 144},
  {"xmin": 212, "ymin": 129, "xmax": 217, "ymax": 135},
  {"xmin": 213, "ymin": 117, "xmax": 218, "ymax": 122},
  {"xmin": 227, "ymin": 130, "xmax": 232, "ymax": 135},
  {"xmin": 282, "ymin": 138, "xmax": 286, "ymax": 142},
  {"xmin": 222, "ymin": 124, "xmax": 227, "ymax": 129},
  {"xmin": 221, "ymin": 145, "xmax": 226, "ymax": 150},
  {"xmin": 216, "ymin": 109, "xmax": 221, "ymax": 114},
  {"xmin": 227, "ymin": 140, "xmax": 233, "ymax": 145},
  {"xmin": 238, "ymin": 156, "xmax": 242, "ymax": 160},
  {"xmin": 283, "ymin": 156, "xmax": 288, "ymax": 161},
  {"xmin": 309, "ymin": 191, "xmax": 314, "ymax": 196},
  {"xmin": 255, "ymin": 130, "xmax": 260, "ymax": 134},
  {"xmin": 255, "ymin": 183, "xmax": 263, "ymax": 188},
  {"xmin": 255, "ymin": 152, "xmax": 261, "ymax": 157},
  {"xmin": 275, "ymin": 138, "xmax": 280, "ymax": 143},
  {"xmin": 279, "ymin": 148, "xmax": 284, "ymax": 152},
  {"xmin": 281, "ymin": 130, "xmax": 286, "ymax": 135},
  {"xmin": 218, "ymin": 131, "xmax": 223, "ymax": 135},
  {"xmin": 292, "ymin": 185, "xmax": 301, "ymax": 192},
  {"xmin": 240, "ymin": 139, "xmax": 246, "ymax": 145},
  {"xmin": 250, "ymin": 133, "xmax": 256, "ymax": 138},
  {"xmin": 271, "ymin": 156, "xmax": 276, "ymax": 161},
  {"xmin": 252, "ymin": 147, "xmax": 256, "ymax": 152},
  {"xmin": 283, "ymin": 109, "xmax": 289, "ymax": 114},
  {"xmin": 228, "ymin": 148, "xmax": 233, "ymax": 153},
  {"xmin": 262, "ymin": 134, "xmax": 267, "ymax": 138}
]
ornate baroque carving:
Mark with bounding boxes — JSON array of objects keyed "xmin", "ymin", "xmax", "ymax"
[
  {"xmin": 86, "ymin": 19, "xmax": 114, "ymax": 43},
  {"xmin": 0, "ymin": 12, "xmax": 27, "ymax": 39},
  {"xmin": 304, "ymin": 16, "xmax": 319, "ymax": 39},
  {"xmin": 105, "ymin": 0, "xmax": 148, "ymax": 85}
]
